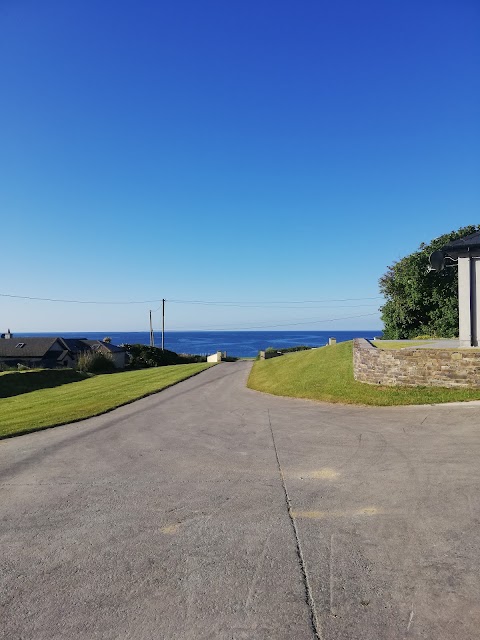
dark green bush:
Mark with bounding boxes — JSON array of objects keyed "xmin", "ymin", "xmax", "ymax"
[
  {"xmin": 177, "ymin": 353, "xmax": 208, "ymax": 363},
  {"xmin": 77, "ymin": 351, "xmax": 115, "ymax": 373},
  {"xmin": 123, "ymin": 344, "xmax": 206, "ymax": 368},
  {"xmin": 0, "ymin": 363, "xmax": 16, "ymax": 372},
  {"xmin": 265, "ymin": 345, "xmax": 312, "ymax": 354}
]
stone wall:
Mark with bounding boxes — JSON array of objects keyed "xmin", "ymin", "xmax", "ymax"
[{"xmin": 353, "ymin": 338, "xmax": 480, "ymax": 388}]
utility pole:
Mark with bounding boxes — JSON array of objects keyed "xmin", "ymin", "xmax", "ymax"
[
  {"xmin": 149, "ymin": 310, "xmax": 155, "ymax": 347},
  {"xmin": 162, "ymin": 298, "xmax": 165, "ymax": 351}
]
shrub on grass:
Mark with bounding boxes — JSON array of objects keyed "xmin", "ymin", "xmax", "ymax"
[
  {"xmin": 178, "ymin": 353, "xmax": 208, "ymax": 363},
  {"xmin": 0, "ymin": 363, "xmax": 16, "ymax": 372},
  {"xmin": 265, "ymin": 345, "xmax": 312, "ymax": 354},
  {"xmin": 77, "ymin": 351, "xmax": 115, "ymax": 373},
  {"xmin": 123, "ymin": 345, "xmax": 180, "ymax": 367},
  {"xmin": 278, "ymin": 345, "xmax": 312, "ymax": 353},
  {"xmin": 123, "ymin": 344, "xmax": 207, "ymax": 368}
]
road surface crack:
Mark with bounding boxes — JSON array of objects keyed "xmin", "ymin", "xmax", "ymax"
[{"xmin": 267, "ymin": 409, "xmax": 324, "ymax": 640}]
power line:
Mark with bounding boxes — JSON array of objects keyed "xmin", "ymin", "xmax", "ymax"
[
  {"xmin": 169, "ymin": 297, "xmax": 382, "ymax": 306},
  {"xmin": 154, "ymin": 302, "xmax": 379, "ymax": 312},
  {"xmin": 167, "ymin": 312, "xmax": 380, "ymax": 332},
  {"xmin": 0, "ymin": 293, "xmax": 163, "ymax": 305},
  {"xmin": 3, "ymin": 290, "xmax": 380, "ymax": 333},
  {"xmin": 169, "ymin": 302, "xmax": 380, "ymax": 309},
  {"xmin": 1, "ymin": 292, "xmax": 383, "ymax": 308}
]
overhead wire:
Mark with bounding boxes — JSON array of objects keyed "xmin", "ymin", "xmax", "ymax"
[
  {"xmin": 168, "ymin": 297, "xmax": 382, "ymax": 306},
  {"xmin": 160, "ymin": 312, "xmax": 380, "ymax": 332},
  {"xmin": 0, "ymin": 293, "xmax": 163, "ymax": 305},
  {"xmin": 167, "ymin": 302, "xmax": 380, "ymax": 309},
  {"xmin": 1, "ymin": 292, "xmax": 381, "ymax": 331},
  {"xmin": 1, "ymin": 292, "xmax": 382, "ymax": 307}
]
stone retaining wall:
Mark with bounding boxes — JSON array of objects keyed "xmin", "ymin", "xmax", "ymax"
[{"xmin": 353, "ymin": 338, "xmax": 480, "ymax": 388}]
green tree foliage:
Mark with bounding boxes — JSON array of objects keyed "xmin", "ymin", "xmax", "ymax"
[
  {"xmin": 123, "ymin": 344, "xmax": 206, "ymax": 368},
  {"xmin": 379, "ymin": 225, "xmax": 480, "ymax": 339}
]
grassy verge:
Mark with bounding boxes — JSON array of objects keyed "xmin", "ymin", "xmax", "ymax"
[
  {"xmin": 247, "ymin": 341, "xmax": 480, "ymax": 406},
  {"xmin": 372, "ymin": 340, "xmax": 432, "ymax": 349},
  {"xmin": 373, "ymin": 341, "xmax": 480, "ymax": 351},
  {"xmin": 0, "ymin": 363, "xmax": 211, "ymax": 438}
]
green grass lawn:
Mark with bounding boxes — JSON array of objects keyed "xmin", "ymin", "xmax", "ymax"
[
  {"xmin": 247, "ymin": 341, "xmax": 480, "ymax": 406},
  {"xmin": 0, "ymin": 363, "xmax": 211, "ymax": 438}
]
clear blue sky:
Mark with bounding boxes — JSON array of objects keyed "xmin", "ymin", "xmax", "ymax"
[{"xmin": 1, "ymin": 0, "xmax": 479, "ymax": 332}]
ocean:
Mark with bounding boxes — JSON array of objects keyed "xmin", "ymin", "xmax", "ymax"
[{"xmin": 20, "ymin": 330, "xmax": 381, "ymax": 358}]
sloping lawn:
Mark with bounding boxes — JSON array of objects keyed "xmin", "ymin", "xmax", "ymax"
[
  {"xmin": 247, "ymin": 341, "xmax": 480, "ymax": 406},
  {"xmin": 0, "ymin": 363, "xmax": 211, "ymax": 438}
]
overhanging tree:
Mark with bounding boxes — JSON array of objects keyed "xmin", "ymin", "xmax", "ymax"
[{"xmin": 379, "ymin": 225, "xmax": 480, "ymax": 339}]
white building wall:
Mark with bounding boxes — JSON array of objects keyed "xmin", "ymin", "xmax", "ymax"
[
  {"xmin": 207, "ymin": 352, "xmax": 222, "ymax": 363},
  {"xmin": 473, "ymin": 259, "xmax": 480, "ymax": 347},
  {"xmin": 458, "ymin": 257, "xmax": 472, "ymax": 347}
]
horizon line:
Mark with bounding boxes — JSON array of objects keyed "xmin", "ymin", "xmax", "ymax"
[{"xmin": 8, "ymin": 328, "xmax": 384, "ymax": 334}]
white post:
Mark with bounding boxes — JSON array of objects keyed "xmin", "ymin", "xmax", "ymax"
[
  {"xmin": 458, "ymin": 257, "xmax": 472, "ymax": 347},
  {"xmin": 473, "ymin": 259, "xmax": 480, "ymax": 347}
]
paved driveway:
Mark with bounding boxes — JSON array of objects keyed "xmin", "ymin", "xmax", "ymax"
[{"xmin": 1, "ymin": 362, "xmax": 479, "ymax": 639}]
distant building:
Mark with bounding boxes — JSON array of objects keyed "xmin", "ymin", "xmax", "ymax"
[
  {"xmin": 62, "ymin": 338, "xmax": 127, "ymax": 369},
  {"xmin": 0, "ymin": 333, "xmax": 127, "ymax": 369}
]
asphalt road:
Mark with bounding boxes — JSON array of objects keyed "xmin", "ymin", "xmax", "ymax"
[{"xmin": 1, "ymin": 362, "xmax": 480, "ymax": 639}]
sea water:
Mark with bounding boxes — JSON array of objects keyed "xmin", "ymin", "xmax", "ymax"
[{"xmin": 21, "ymin": 330, "xmax": 381, "ymax": 358}]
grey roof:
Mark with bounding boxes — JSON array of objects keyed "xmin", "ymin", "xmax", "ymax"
[
  {"xmin": 60, "ymin": 338, "xmax": 92, "ymax": 353},
  {"xmin": 83, "ymin": 340, "xmax": 126, "ymax": 353},
  {"xmin": 0, "ymin": 337, "xmax": 125, "ymax": 359},
  {"xmin": 59, "ymin": 339, "xmax": 124, "ymax": 353},
  {"xmin": 442, "ymin": 231, "xmax": 480, "ymax": 256},
  {"xmin": 0, "ymin": 337, "xmax": 60, "ymax": 358}
]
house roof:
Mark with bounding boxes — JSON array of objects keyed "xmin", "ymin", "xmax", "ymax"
[
  {"xmin": 0, "ymin": 337, "xmax": 126, "ymax": 359},
  {"xmin": 60, "ymin": 338, "xmax": 92, "ymax": 353},
  {"xmin": 59, "ymin": 339, "xmax": 124, "ymax": 353},
  {"xmin": 83, "ymin": 340, "xmax": 126, "ymax": 353},
  {"xmin": 0, "ymin": 337, "xmax": 60, "ymax": 358},
  {"xmin": 442, "ymin": 231, "xmax": 480, "ymax": 256}
]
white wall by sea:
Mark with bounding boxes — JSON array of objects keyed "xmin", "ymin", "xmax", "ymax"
[{"xmin": 207, "ymin": 351, "xmax": 223, "ymax": 363}]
